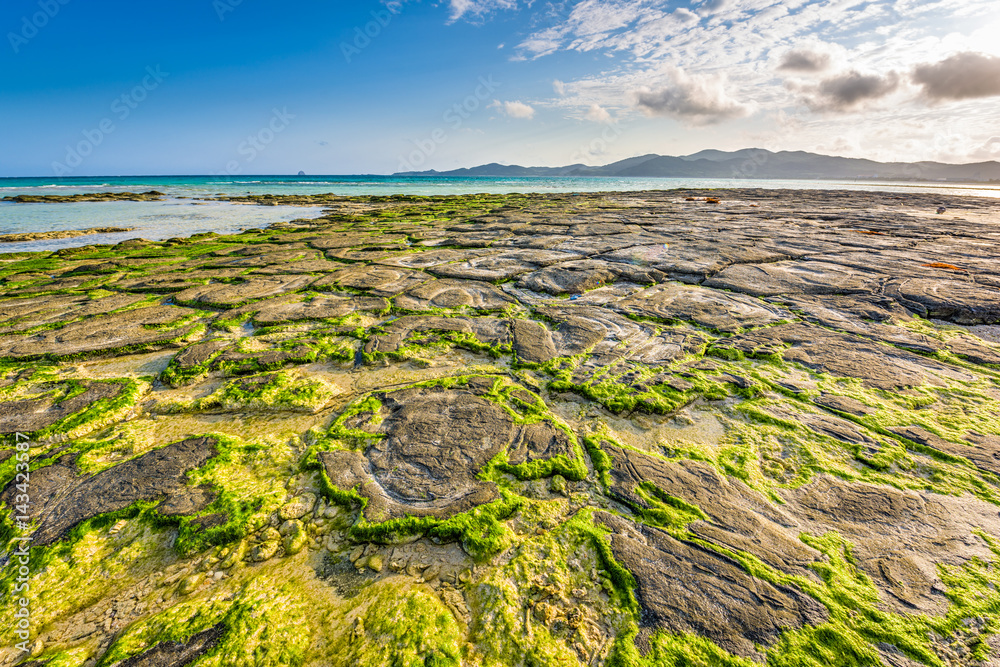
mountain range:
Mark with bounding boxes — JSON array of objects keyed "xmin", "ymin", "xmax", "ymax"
[{"xmin": 395, "ymin": 149, "xmax": 1000, "ymax": 182}]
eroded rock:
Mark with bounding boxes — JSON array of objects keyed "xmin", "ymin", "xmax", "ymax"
[
  {"xmin": 0, "ymin": 437, "xmax": 219, "ymax": 545},
  {"xmin": 596, "ymin": 511, "xmax": 828, "ymax": 661}
]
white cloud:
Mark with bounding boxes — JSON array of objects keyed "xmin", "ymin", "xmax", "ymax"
[
  {"xmin": 585, "ymin": 104, "xmax": 613, "ymax": 123},
  {"xmin": 969, "ymin": 136, "xmax": 1000, "ymax": 161},
  {"xmin": 673, "ymin": 8, "xmax": 700, "ymax": 23},
  {"xmin": 493, "ymin": 100, "xmax": 536, "ymax": 119},
  {"xmin": 441, "ymin": 0, "xmax": 1000, "ymax": 164},
  {"xmin": 633, "ymin": 68, "xmax": 752, "ymax": 124},
  {"xmin": 448, "ymin": 0, "xmax": 519, "ymax": 22}
]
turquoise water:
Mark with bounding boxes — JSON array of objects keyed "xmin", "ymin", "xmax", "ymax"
[
  {"xmin": 2, "ymin": 175, "xmax": 998, "ymax": 254},
  {"xmin": 0, "ymin": 200, "xmax": 327, "ymax": 254},
  {"xmin": 3, "ymin": 174, "xmax": 999, "ymax": 198}
]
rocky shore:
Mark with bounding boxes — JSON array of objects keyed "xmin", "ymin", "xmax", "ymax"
[
  {"xmin": 1, "ymin": 188, "xmax": 1000, "ymax": 667},
  {"xmin": 2, "ymin": 191, "xmax": 165, "ymax": 203},
  {"xmin": 0, "ymin": 228, "xmax": 135, "ymax": 244}
]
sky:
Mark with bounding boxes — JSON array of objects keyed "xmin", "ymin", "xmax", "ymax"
[{"xmin": 0, "ymin": 0, "xmax": 998, "ymax": 176}]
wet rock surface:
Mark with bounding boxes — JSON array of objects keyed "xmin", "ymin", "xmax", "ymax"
[
  {"xmin": 2, "ymin": 191, "xmax": 164, "ymax": 203},
  {"xmin": 112, "ymin": 623, "xmax": 225, "ymax": 667},
  {"xmin": 597, "ymin": 511, "xmax": 829, "ymax": 661},
  {"xmin": 0, "ymin": 380, "xmax": 123, "ymax": 436},
  {"xmin": 617, "ymin": 282, "xmax": 793, "ymax": 332},
  {"xmin": 321, "ymin": 384, "xmax": 515, "ymax": 521},
  {"xmin": 0, "ymin": 227, "xmax": 136, "ymax": 244},
  {"xmin": 2, "ymin": 189, "xmax": 1000, "ymax": 667},
  {"xmin": 0, "ymin": 436, "xmax": 218, "ymax": 545}
]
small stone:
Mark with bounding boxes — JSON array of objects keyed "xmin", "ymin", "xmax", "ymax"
[
  {"xmin": 572, "ymin": 588, "xmax": 587, "ymax": 599},
  {"xmin": 279, "ymin": 493, "xmax": 317, "ymax": 520},
  {"xmin": 350, "ymin": 546, "xmax": 365, "ymax": 563},
  {"xmin": 251, "ymin": 541, "xmax": 280, "ymax": 562},
  {"xmin": 279, "ymin": 519, "xmax": 304, "ymax": 537},
  {"xmin": 549, "ymin": 474, "xmax": 567, "ymax": 496},
  {"xmin": 367, "ymin": 554, "xmax": 384, "ymax": 572},
  {"xmin": 27, "ymin": 639, "xmax": 44, "ymax": 657},
  {"xmin": 178, "ymin": 573, "xmax": 202, "ymax": 595},
  {"xmin": 284, "ymin": 529, "xmax": 307, "ymax": 556},
  {"xmin": 220, "ymin": 543, "xmax": 245, "ymax": 569},
  {"xmin": 279, "ymin": 503, "xmax": 307, "ymax": 521},
  {"xmin": 246, "ymin": 514, "xmax": 269, "ymax": 532}
]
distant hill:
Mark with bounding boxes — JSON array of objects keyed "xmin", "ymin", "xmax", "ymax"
[{"xmin": 395, "ymin": 149, "xmax": 1000, "ymax": 182}]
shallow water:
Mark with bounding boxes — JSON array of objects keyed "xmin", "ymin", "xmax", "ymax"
[
  {"xmin": 0, "ymin": 199, "xmax": 326, "ymax": 253},
  {"xmin": 2, "ymin": 174, "xmax": 998, "ymax": 254}
]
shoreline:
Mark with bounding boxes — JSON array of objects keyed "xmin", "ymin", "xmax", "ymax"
[
  {"xmin": 2, "ymin": 185, "xmax": 999, "ymax": 259},
  {"xmin": 0, "ymin": 197, "xmax": 331, "ymax": 255}
]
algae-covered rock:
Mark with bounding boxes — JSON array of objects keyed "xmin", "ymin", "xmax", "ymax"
[
  {"xmin": 283, "ymin": 521, "xmax": 308, "ymax": 555},
  {"xmin": 5, "ymin": 189, "xmax": 1000, "ymax": 667},
  {"xmin": 0, "ymin": 436, "xmax": 218, "ymax": 545},
  {"xmin": 279, "ymin": 493, "xmax": 317, "ymax": 520},
  {"xmin": 177, "ymin": 573, "xmax": 203, "ymax": 595},
  {"xmin": 251, "ymin": 539, "xmax": 280, "ymax": 562}
]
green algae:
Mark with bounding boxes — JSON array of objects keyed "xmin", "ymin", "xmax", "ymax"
[
  {"xmin": 593, "ymin": 511, "xmax": 1000, "ymax": 667},
  {"xmin": 469, "ymin": 509, "xmax": 635, "ymax": 667},
  {"xmin": 308, "ymin": 376, "xmax": 593, "ymax": 556},
  {"xmin": 174, "ymin": 370, "xmax": 336, "ymax": 414},
  {"xmin": 325, "ymin": 580, "xmax": 464, "ymax": 667},
  {"xmin": 38, "ymin": 378, "xmax": 146, "ymax": 441},
  {"xmin": 321, "ymin": 474, "xmax": 521, "ymax": 561},
  {"xmin": 631, "ymin": 482, "xmax": 709, "ymax": 535},
  {"xmin": 0, "ymin": 377, "xmax": 145, "ymax": 457},
  {"xmin": 168, "ymin": 433, "xmax": 293, "ymax": 555},
  {"xmin": 0, "ymin": 521, "xmax": 178, "ymax": 651},
  {"xmin": 159, "ymin": 340, "xmax": 228, "ymax": 387},
  {"xmin": 95, "ymin": 579, "xmax": 312, "ymax": 667}
]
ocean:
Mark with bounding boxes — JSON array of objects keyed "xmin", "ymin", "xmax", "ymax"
[{"xmin": 2, "ymin": 175, "xmax": 998, "ymax": 254}]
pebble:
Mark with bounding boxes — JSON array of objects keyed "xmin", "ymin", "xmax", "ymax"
[
  {"xmin": 278, "ymin": 494, "xmax": 316, "ymax": 521},
  {"xmin": 251, "ymin": 541, "xmax": 280, "ymax": 562},
  {"xmin": 178, "ymin": 573, "xmax": 202, "ymax": 595}
]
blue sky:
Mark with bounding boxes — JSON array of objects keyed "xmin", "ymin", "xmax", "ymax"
[{"xmin": 1, "ymin": 0, "xmax": 998, "ymax": 176}]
